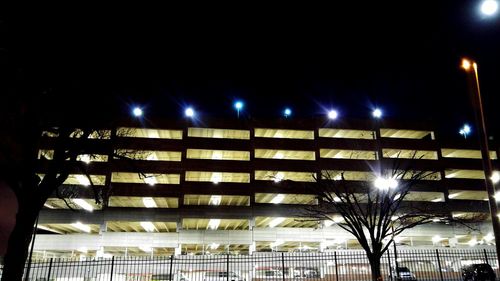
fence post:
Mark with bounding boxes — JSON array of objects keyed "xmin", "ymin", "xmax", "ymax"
[
  {"xmin": 110, "ymin": 256, "xmax": 115, "ymax": 281},
  {"xmin": 435, "ymin": 249, "xmax": 444, "ymax": 281},
  {"xmin": 227, "ymin": 254, "xmax": 230, "ymax": 281},
  {"xmin": 169, "ymin": 255, "xmax": 174, "ymax": 281},
  {"xmin": 46, "ymin": 258, "xmax": 53, "ymax": 281},
  {"xmin": 281, "ymin": 252, "xmax": 286, "ymax": 281},
  {"xmin": 334, "ymin": 251, "xmax": 339, "ymax": 281},
  {"xmin": 387, "ymin": 251, "xmax": 393, "ymax": 281},
  {"xmin": 484, "ymin": 249, "xmax": 490, "ymax": 264}
]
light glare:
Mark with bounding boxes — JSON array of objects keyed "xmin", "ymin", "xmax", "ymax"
[{"xmin": 374, "ymin": 177, "xmax": 398, "ymax": 190}]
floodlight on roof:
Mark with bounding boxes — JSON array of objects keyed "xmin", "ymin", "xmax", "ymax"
[
  {"xmin": 185, "ymin": 107, "xmax": 195, "ymax": 118},
  {"xmin": 132, "ymin": 107, "xmax": 143, "ymax": 117},
  {"xmin": 328, "ymin": 110, "xmax": 338, "ymax": 120},
  {"xmin": 372, "ymin": 108, "xmax": 383, "ymax": 118},
  {"xmin": 234, "ymin": 101, "xmax": 244, "ymax": 118},
  {"xmin": 284, "ymin": 108, "xmax": 292, "ymax": 118},
  {"xmin": 234, "ymin": 101, "xmax": 244, "ymax": 110}
]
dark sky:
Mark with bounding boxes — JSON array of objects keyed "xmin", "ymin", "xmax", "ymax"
[{"xmin": 2, "ymin": 1, "xmax": 500, "ymax": 138}]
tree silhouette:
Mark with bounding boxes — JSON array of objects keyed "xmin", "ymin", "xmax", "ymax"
[{"xmin": 304, "ymin": 157, "xmax": 455, "ymax": 281}]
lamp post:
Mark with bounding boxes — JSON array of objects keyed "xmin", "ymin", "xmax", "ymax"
[
  {"xmin": 461, "ymin": 58, "xmax": 500, "ymax": 266},
  {"xmin": 391, "ymin": 223, "xmax": 399, "ymax": 281}
]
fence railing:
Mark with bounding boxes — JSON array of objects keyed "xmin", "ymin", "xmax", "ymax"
[{"xmin": 1, "ymin": 248, "xmax": 499, "ymax": 281}]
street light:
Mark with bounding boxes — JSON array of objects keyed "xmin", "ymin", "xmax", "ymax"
[
  {"xmin": 480, "ymin": 0, "xmax": 499, "ymax": 16},
  {"xmin": 374, "ymin": 177, "xmax": 400, "ymax": 279},
  {"xmin": 461, "ymin": 58, "xmax": 500, "ymax": 266}
]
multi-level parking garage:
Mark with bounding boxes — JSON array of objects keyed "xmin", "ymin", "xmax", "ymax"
[{"xmin": 33, "ymin": 118, "xmax": 499, "ymax": 258}]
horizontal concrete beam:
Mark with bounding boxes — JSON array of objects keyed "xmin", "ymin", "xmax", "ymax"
[{"xmin": 38, "ymin": 201, "xmax": 489, "ymax": 225}]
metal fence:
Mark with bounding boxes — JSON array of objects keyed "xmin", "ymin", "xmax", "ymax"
[{"xmin": 1, "ymin": 248, "xmax": 499, "ymax": 281}]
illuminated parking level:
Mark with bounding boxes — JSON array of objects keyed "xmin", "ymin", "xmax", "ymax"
[{"xmin": 35, "ymin": 117, "xmax": 499, "ymax": 257}]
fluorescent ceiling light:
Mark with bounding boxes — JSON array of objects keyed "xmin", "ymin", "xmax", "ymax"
[
  {"xmin": 144, "ymin": 175, "xmax": 157, "ymax": 186},
  {"xmin": 212, "ymin": 151, "xmax": 223, "ymax": 160},
  {"xmin": 270, "ymin": 194, "xmax": 285, "ymax": 204},
  {"xmin": 79, "ymin": 155, "xmax": 91, "ymax": 164},
  {"xmin": 448, "ymin": 193, "xmax": 460, "ymax": 199},
  {"xmin": 43, "ymin": 203, "xmax": 55, "ymax": 209},
  {"xmin": 142, "ymin": 197, "xmax": 157, "ymax": 208},
  {"xmin": 140, "ymin": 221, "xmax": 156, "ymax": 232},
  {"xmin": 72, "ymin": 199, "xmax": 93, "ymax": 212},
  {"xmin": 273, "ymin": 172, "xmax": 284, "ymax": 183},
  {"xmin": 77, "ymin": 247, "xmax": 88, "ymax": 253},
  {"xmin": 211, "ymin": 173, "xmax": 222, "ymax": 184},
  {"xmin": 75, "ymin": 175, "xmax": 90, "ymax": 186},
  {"xmin": 270, "ymin": 239, "xmax": 284, "ymax": 248},
  {"xmin": 146, "ymin": 153, "xmax": 158, "ymax": 161},
  {"xmin": 209, "ymin": 195, "xmax": 222, "ymax": 205},
  {"xmin": 208, "ymin": 219, "xmax": 221, "ymax": 230},
  {"xmin": 72, "ymin": 222, "xmax": 91, "ymax": 233},
  {"xmin": 139, "ymin": 246, "xmax": 152, "ymax": 252},
  {"xmin": 268, "ymin": 217, "xmax": 286, "ymax": 228}
]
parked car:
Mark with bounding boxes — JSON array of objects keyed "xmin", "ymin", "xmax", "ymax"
[
  {"xmin": 462, "ymin": 263, "xmax": 496, "ymax": 281},
  {"xmin": 254, "ymin": 269, "xmax": 283, "ymax": 279},
  {"xmin": 392, "ymin": 267, "xmax": 417, "ymax": 281},
  {"xmin": 151, "ymin": 273, "xmax": 190, "ymax": 281},
  {"xmin": 204, "ymin": 271, "xmax": 245, "ymax": 281}
]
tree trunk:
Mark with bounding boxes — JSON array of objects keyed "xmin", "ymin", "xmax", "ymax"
[
  {"xmin": 369, "ymin": 255, "xmax": 383, "ymax": 281},
  {"xmin": 1, "ymin": 208, "xmax": 38, "ymax": 281}
]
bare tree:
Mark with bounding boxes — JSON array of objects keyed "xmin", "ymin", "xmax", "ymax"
[{"xmin": 304, "ymin": 157, "xmax": 449, "ymax": 281}]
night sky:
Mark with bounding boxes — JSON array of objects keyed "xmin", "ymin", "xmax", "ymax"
[{"xmin": 2, "ymin": 1, "xmax": 500, "ymax": 138}]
